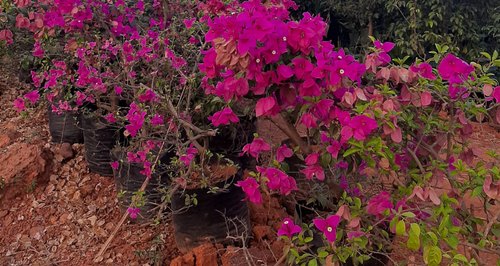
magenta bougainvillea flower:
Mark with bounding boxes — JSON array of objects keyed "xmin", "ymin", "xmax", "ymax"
[
  {"xmin": 179, "ymin": 145, "xmax": 198, "ymax": 166},
  {"xmin": 114, "ymin": 86, "xmax": 123, "ymax": 95},
  {"xmin": 125, "ymin": 103, "xmax": 146, "ymax": 137},
  {"xmin": 255, "ymin": 96, "xmax": 279, "ymax": 117},
  {"xmin": 313, "ymin": 215, "xmax": 341, "ymax": 243},
  {"xmin": 0, "ymin": 29, "xmax": 13, "ymax": 45},
  {"xmin": 241, "ymin": 137, "xmax": 271, "ymax": 160},
  {"xmin": 366, "ymin": 191, "xmax": 393, "ymax": 216},
  {"xmin": 127, "ymin": 207, "xmax": 140, "ymax": 219},
  {"xmin": 24, "ymin": 90, "xmax": 40, "ymax": 104},
  {"xmin": 301, "ymin": 164, "xmax": 325, "ymax": 181},
  {"xmin": 300, "ymin": 113, "xmax": 317, "ymax": 128},
  {"xmin": 138, "ymin": 89, "xmax": 158, "ymax": 103},
  {"xmin": 13, "ymin": 98, "xmax": 25, "ymax": 112},
  {"xmin": 110, "ymin": 161, "xmax": 119, "ymax": 170},
  {"xmin": 258, "ymin": 167, "xmax": 297, "ymax": 195},
  {"xmin": 208, "ymin": 107, "xmax": 239, "ymax": 127},
  {"xmin": 437, "ymin": 54, "xmax": 474, "ymax": 84},
  {"xmin": 104, "ymin": 113, "xmax": 117, "ymax": 123},
  {"xmin": 32, "ymin": 41, "xmax": 44, "ymax": 58},
  {"xmin": 492, "ymin": 86, "xmax": 500, "ymax": 103},
  {"xmin": 410, "ymin": 62, "xmax": 436, "ymax": 80},
  {"xmin": 340, "ymin": 115, "xmax": 378, "ymax": 142},
  {"xmin": 277, "ymin": 218, "xmax": 302, "ymax": 238},
  {"xmin": 151, "ymin": 114, "xmax": 164, "ymax": 126},
  {"xmin": 236, "ymin": 177, "xmax": 262, "ymax": 204},
  {"xmin": 276, "ymin": 144, "xmax": 293, "ymax": 162},
  {"xmin": 326, "ymin": 140, "xmax": 341, "ymax": 159},
  {"xmin": 373, "ymin": 40, "xmax": 395, "ymax": 65},
  {"xmin": 448, "ymin": 156, "xmax": 456, "ymax": 171},
  {"xmin": 183, "ymin": 18, "xmax": 195, "ymax": 29}
]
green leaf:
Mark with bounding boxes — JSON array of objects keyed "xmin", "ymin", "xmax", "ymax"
[
  {"xmin": 445, "ymin": 235, "xmax": 459, "ymax": 249},
  {"xmin": 426, "ymin": 232, "xmax": 438, "ymax": 246},
  {"xmin": 453, "ymin": 254, "xmax": 468, "ymax": 263},
  {"xmin": 480, "ymin": 52, "xmax": 491, "ymax": 60},
  {"xmin": 402, "ymin": 212, "xmax": 416, "ymax": 218},
  {"xmin": 407, "ymin": 223, "xmax": 421, "ymax": 251},
  {"xmin": 424, "ymin": 246, "xmax": 442, "ymax": 266},
  {"xmin": 492, "ymin": 50, "xmax": 498, "ymax": 61},
  {"xmin": 308, "ymin": 259, "xmax": 318, "ymax": 266},
  {"xmin": 317, "ymin": 251, "xmax": 329, "ymax": 258},
  {"xmin": 343, "ymin": 147, "xmax": 360, "ymax": 157},
  {"xmin": 396, "ymin": 220, "xmax": 406, "ymax": 236}
]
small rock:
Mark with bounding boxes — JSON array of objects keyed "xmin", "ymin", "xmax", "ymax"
[
  {"xmin": 54, "ymin": 143, "xmax": 74, "ymax": 162},
  {"xmin": 49, "ymin": 175, "xmax": 58, "ymax": 184},
  {"xmin": 193, "ymin": 243, "xmax": 218, "ymax": 266},
  {"xmin": 0, "ymin": 210, "xmax": 9, "ymax": 218},
  {"xmin": 72, "ymin": 190, "xmax": 81, "ymax": 201},
  {"xmin": 0, "ymin": 143, "xmax": 53, "ymax": 200},
  {"xmin": 171, "ymin": 253, "xmax": 195, "ymax": 266},
  {"xmin": 59, "ymin": 213, "xmax": 70, "ymax": 224},
  {"xmin": 49, "ymin": 216, "xmax": 58, "ymax": 225},
  {"xmin": 45, "ymin": 184, "xmax": 55, "ymax": 194},
  {"xmin": 89, "ymin": 215, "xmax": 97, "ymax": 226},
  {"xmin": 29, "ymin": 226, "xmax": 44, "ymax": 240}
]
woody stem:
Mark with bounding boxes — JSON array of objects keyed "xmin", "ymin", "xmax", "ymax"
[{"xmin": 270, "ymin": 114, "xmax": 311, "ymax": 154}]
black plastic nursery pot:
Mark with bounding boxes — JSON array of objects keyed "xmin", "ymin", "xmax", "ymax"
[
  {"xmin": 81, "ymin": 114, "xmax": 121, "ymax": 176},
  {"xmin": 111, "ymin": 148, "xmax": 174, "ymax": 222},
  {"xmin": 48, "ymin": 108, "xmax": 84, "ymax": 144},
  {"xmin": 171, "ymin": 170, "xmax": 250, "ymax": 253}
]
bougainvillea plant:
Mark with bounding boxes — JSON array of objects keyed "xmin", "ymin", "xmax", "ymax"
[
  {"xmin": 4, "ymin": 0, "xmax": 500, "ymax": 264},
  {"xmin": 200, "ymin": 0, "xmax": 500, "ymax": 265}
]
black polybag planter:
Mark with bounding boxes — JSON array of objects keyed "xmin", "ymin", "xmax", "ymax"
[
  {"xmin": 48, "ymin": 108, "xmax": 84, "ymax": 144},
  {"xmin": 111, "ymin": 149, "xmax": 174, "ymax": 221},
  {"xmin": 171, "ymin": 171, "xmax": 250, "ymax": 252},
  {"xmin": 81, "ymin": 114, "xmax": 121, "ymax": 176},
  {"xmin": 208, "ymin": 116, "xmax": 256, "ymax": 169}
]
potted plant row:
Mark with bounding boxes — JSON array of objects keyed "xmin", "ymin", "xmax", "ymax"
[{"xmin": 4, "ymin": 0, "xmax": 500, "ymax": 265}]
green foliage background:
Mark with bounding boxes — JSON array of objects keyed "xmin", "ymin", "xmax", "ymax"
[{"xmin": 293, "ymin": 0, "xmax": 499, "ymax": 61}]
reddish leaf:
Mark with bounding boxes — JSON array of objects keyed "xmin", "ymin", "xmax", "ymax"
[
  {"xmin": 428, "ymin": 188, "xmax": 441, "ymax": 205},
  {"xmin": 483, "ymin": 84, "xmax": 493, "ymax": 96},
  {"xmin": 484, "ymin": 176, "xmax": 500, "ymax": 200},
  {"xmin": 420, "ymin": 91, "xmax": 432, "ymax": 106},
  {"xmin": 255, "ymin": 96, "xmax": 277, "ymax": 117},
  {"xmin": 391, "ymin": 127, "xmax": 402, "ymax": 143}
]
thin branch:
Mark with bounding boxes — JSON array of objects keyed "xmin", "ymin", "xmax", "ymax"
[
  {"xmin": 93, "ymin": 141, "xmax": 167, "ymax": 262},
  {"xmin": 406, "ymin": 147, "xmax": 426, "ymax": 174}
]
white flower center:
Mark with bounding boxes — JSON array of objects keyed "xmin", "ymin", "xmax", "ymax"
[
  {"xmin": 256, "ymin": 58, "xmax": 261, "ymax": 63},
  {"xmin": 284, "ymin": 220, "xmax": 289, "ymax": 225},
  {"xmin": 339, "ymin": 69, "xmax": 345, "ymax": 75},
  {"xmin": 282, "ymin": 37, "xmax": 287, "ymax": 42},
  {"xmin": 338, "ymin": 56, "xmax": 343, "ymax": 60},
  {"xmin": 327, "ymin": 226, "xmax": 333, "ymax": 232},
  {"xmin": 272, "ymin": 50, "xmax": 276, "ymax": 55}
]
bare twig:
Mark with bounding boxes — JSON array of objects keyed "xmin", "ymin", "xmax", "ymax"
[
  {"xmin": 461, "ymin": 242, "xmax": 500, "ymax": 256},
  {"xmin": 483, "ymin": 207, "xmax": 500, "ymax": 239},
  {"xmin": 93, "ymin": 142, "xmax": 167, "ymax": 262},
  {"xmin": 406, "ymin": 147, "xmax": 426, "ymax": 174}
]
